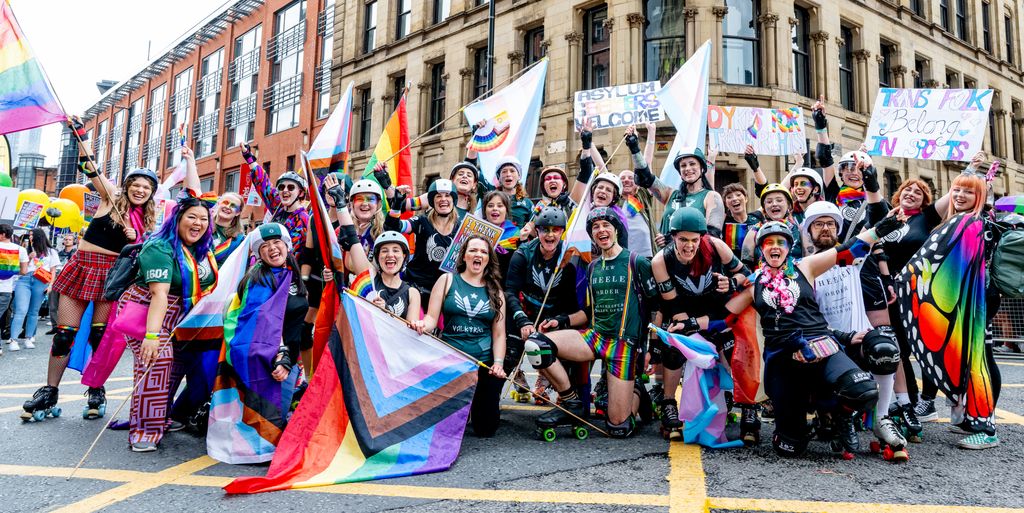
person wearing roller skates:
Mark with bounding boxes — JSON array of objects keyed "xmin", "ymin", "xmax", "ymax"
[
  {"xmin": 650, "ymin": 207, "xmax": 747, "ymax": 441},
  {"xmin": 504, "ymin": 207, "xmax": 586, "ymax": 404},
  {"xmin": 524, "ymin": 207, "xmax": 658, "ymax": 438},
  {"xmin": 802, "ymin": 201, "xmax": 908, "ymax": 459},
  {"xmin": 717, "ymin": 215, "xmax": 906, "ymax": 459}
]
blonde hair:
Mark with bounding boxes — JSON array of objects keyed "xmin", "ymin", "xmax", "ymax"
[
  {"xmin": 218, "ymin": 192, "xmax": 245, "ymax": 238},
  {"xmin": 947, "ymin": 173, "xmax": 987, "ymax": 218}
]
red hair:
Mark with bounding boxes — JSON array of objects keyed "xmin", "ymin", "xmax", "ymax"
[
  {"xmin": 690, "ymin": 235, "xmax": 715, "ymax": 278},
  {"xmin": 947, "ymin": 173, "xmax": 987, "ymax": 218}
]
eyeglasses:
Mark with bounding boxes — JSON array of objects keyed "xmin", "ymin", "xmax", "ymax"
[
  {"xmin": 353, "ymin": 194, "xmax": 379, "ymax": 204},
  {"xmin": 810, "ymin": 221, "xmax": 838, "ymax": 230},
  {"xmin": 277, "ymin": 183, "xmax": 298, "ymax": 192}
]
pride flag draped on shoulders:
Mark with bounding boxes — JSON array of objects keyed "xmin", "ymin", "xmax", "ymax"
[
  {"xmin": 0, "ymin": 0, "xmax": 66, "ymax": 134},
  {"xmin": 224, "ymin": 292, "xmax": 479, "ymax": 494}
]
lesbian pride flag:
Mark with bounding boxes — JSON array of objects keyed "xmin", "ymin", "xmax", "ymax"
[{"xmin": 0, "ymin": 1, "xmax": 65, "ymax": 135}]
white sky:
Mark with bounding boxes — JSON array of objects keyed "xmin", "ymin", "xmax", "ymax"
[{"xmin": 10, "ymin": 0, "xmax": 230, "ymax": 166}]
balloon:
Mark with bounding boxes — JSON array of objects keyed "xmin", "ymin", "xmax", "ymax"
[
  {"xmin": 0, "ymin": 174, "xmax": 11, "ymax": 187},
  {"xmin": 43, "ymin": 198, "xmax": 81, "ymax": 229},
  {"xmin": 16, "ymin": 189, "xmax": 48, "ymax": 212},
  {"xmin": 59, "ymin": 184, "xmax": 90, "ymax": 210}
]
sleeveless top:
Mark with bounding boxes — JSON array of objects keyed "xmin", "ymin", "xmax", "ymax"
[
  {"xmin": 83, "ymin": 212, "xmax": 132, "ymax": 253},
  {"xmin": 661, "ymin": 245, "xmax": 728, "ymax": 318},
  {"xmin": 753, "ymin": 269, "xmax": 832, "ymax": 361},
  {"xmin": 659, "ymin": 188, "xmax": 711, "ymax": 238},
  {"xmin": 373, "ymin": 275, "xmax": 411, "ymax": 319},
  {"xmin": 440, "ymin": 273, "xmax": 496, "ymax": 361}
]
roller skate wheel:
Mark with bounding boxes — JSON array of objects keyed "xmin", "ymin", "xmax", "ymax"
[
  {"xmin": 542, "ymin": 428, "xmax": 557, "ymax": 442},
  {"xmin": 50, "ymin": 407, "xmax": 60, "ymax": 418},
  {"xmin": 97, "ymin": 405, "xmax": 105, "ymax": 417},
  {"xmin": 881, "ymin": 445, "xmax": 895, "ymax": 461},
  {"xmin": 892, "ymin": 448, "xmax": 910, "ymax": 462},
  {"xmin": 908, "ymin": 434, "xmax": 922, "ymax": 444},
  {"xmin": 573, "ymin": 426, "xmax": 589, "ymax": 440},
  {"xmin": 842, "ymin": 451, "xmax": 854, "ymax": 461},
  {"xmin": 32, "ymin": 410, "xmax": 45, "ymax": 422},
  {"xmin": 668, "ymin": 429, "xmax": 683, "ymax": 441},
  {"xmin": 869, "ymin": 440, "xmax": 881, "ymax": 453},
  {"xmin": 82, "ymin": 407, "xmax": 90, "ymax": 419}
]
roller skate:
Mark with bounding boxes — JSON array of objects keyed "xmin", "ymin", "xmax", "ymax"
[
  {"xmin": 648, "ymin": 382, "xmax": 664, "ymax": 411},
  {"xmin": 892, "ymin": 402, "xmax": 923, "ymax": 443},
  {"xmin": 509, "ymin": 370, "xmax": 531, "ymax": 403},
  {"xmin": 759, "ymin": 399, "xmax": 775, "ymax": 423},
  {"xmin": 533, "ymin": 375, "xmax": 553, "ymax": 406},
  {"xmin": 739, "ymin": 404, "xmax": 761, "ymax": 446},
  {"xmin": 591, "ymin": 376, "xmax": 608, "ymax": 418},
  {"xmin": 21, "ymin": 386, "xmax": 60, "ymax": 422},
  {"xmin": 657, "ymin": 398, "xmax": 683, "ymax": 440},
  {"xmin": 535, "ymin": 398, "xmax": 589, "ymax": 442},
  {"xmin": 829, "ymin": 412, "xmax": 861, "ymax": 460},
  {"xmin": 82, "ymin": 386, "xmax": 106, "ymax": 419},
  {"xmin": 870, "ymin": 416, "xmax": 909, "ymax": 462}
]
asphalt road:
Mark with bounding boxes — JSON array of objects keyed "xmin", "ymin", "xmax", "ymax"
[{"xmin": 1, "ymin": 330, "xmax": 1023, "ymax": 513}]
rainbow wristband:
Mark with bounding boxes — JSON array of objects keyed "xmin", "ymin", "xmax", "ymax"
[{"xmin": 144, "ymin": 332, "xmax": 160, "ymax": 341}]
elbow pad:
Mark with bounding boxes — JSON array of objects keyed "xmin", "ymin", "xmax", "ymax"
[
  {"xmin": 816, "ymin": 142, "xmax": 834, "ymax": 168},
  {"xmin": 634, "ymin": 160, "xmax": 656, "ymax": 189}
]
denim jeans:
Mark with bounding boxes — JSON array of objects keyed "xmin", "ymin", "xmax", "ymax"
[{"xmin": 11, "ymin": 274, "xmax": 47, "ymax": 340}]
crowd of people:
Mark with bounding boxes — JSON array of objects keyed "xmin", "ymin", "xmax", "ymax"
[{"xmin": 10, "ymin": 100, "xmax": 1011, "ymax": 465}]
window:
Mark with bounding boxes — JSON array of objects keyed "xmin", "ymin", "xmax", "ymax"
[
  {"xmin": 583, "ymin": 6, "xmax": 610, "ymax": 89},
  {"xmin": 229, "ymin": 25, "xmax": 261, "ymax": 146},
  {"xmin": 433, "ymin": 0, "xmax": 450, "ymax": 24},
  {"xmin": 196, "ymin": 47, "xmax": 223, "ymax": 158},
  {"xmin": 643, "ymin": 0, "xmax": 685, "ymax": 83},
  {"xmin": 1011, "ymin": 100, "xmax": 1022, "ymax": 162},
  {"xmin": 914, "ymin": 56, "xmax": 927, "ymax": 88},
  {"xmin": 358, "ymin": 87, "xmax": 373, "ymax": 151},
  {"xmin": 266, "ymin": 1, "xmax": 306, "ymax": 135},
  {"xmin": 95, "ymin": 119, "xmax": 108, "ymax": 176},
  {"xmin": 989, "ymin": 108, "xmax": 999, "ymax": 155},
  {"xmin": 839, "ymin": 25, "xmax": 854, "ymax": 110},
  {"xmin": 910, "ymin": 0, "xmax": 924, "ymax": 17},
  {"xmin": 169, "ymin": 67, "xmax": 193, "ymax": 167},
  {"xmin": 224, "ymin": 169, "xmax": 239, "ymax": 193},
  {"xmin": 945, "ymin": 68, "xmax": 960, "ymax": 88},
  {"xmin": 524, "ymin": 26, "xmax": 546, "ymax": 102},
  {"xmin": 1006, "ymin": 15, "xmax": 1016, "ymax": 66},
  {"xmin": 125, "ymin": 97, "xmax": 144, "ymax": 170},
  {"xmin": 939, "ymin": 0, "xmax": 950, "ymax": 31},
  {"xmin": 200, "ymin": 177, "xmax": 214, "ymax": 193},
  {"xmin": 396, "ymin": 0, "xmax": 411, "ymax": 39},
  {"xmin": 109, "ymin": 109, "xmax": 125, "ymax": 179},
  {"xmin": 364, "ymin": 1, "xmax": 377, "ymax": 53},
  {"xmin": 473, "ymin": 47, "xmax": 488, "ymax": 100},
  {"xmin": 791, "ymin": 5, "xmax": 811, "ymax": 97},
  {"xmin": 429, "ymin": 63, "xmax": 446, "ymax": 134},
  {"xmin": 392, "ymin": 74, "xmax": 405, "ymax": 109},
  {"xmin": 145, "ymin": 84, "xmax": 165, "ymax": 171},
  {"xmin": 317, "ymin": 3, "xmax": 334, "ymax": 119},
  {"xmin": 878, "ymin": 41, "xmax": 895, "ymax": 88},
  {"xmin": 884, "ymin": 170, "xmax": 900, "ymax": 199},
  {"xmin": 982, "ymin": 1, "xmax": 992, "ymax": 52},
  {"xmin": 954, "ymin": 0, "xmax": 968, "ymax": 41},
  {"xmin": 964, "ymin": 76, "xmax": 977, "ymax": 89},
  {"xmin": 722, "ymin": 0, "xmax": 760, "ymax": 86}
]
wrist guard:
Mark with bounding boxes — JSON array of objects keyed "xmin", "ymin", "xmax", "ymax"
[
  {"xmin": 339, "ymin": 224, "xmax": 359, "ymax": 251},
  {"xmin": 816, "ymin": 142, "xmax": 834, "ymax": 168}
]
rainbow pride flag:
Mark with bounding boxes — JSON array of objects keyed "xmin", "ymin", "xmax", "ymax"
[
  {"xmin": 0, "ymin": 245, "xmax": 20, "ymax": 280},
  {"xmin": 349, "ymin": 269, "xmax": 373, "ymax": 299},
  {"xmin": 224, "ymin": 292, "xmax": 479, "ymax": 493},
  {"xmin": 362, "ymin": 93, "xmax": 413, "ymax": 209},
  {"xmin": 497, "ymin": 219, "xmax": 520, "ymax": 251},
  {"xmin": 624, "ymin": 195, "xmax": 643, "ymax": 217},
  {"xmin": 0, "ymin": 1, "xmax": 66, "ymax": 135},
  {"xmin": 746, "ymin": 114, "xmax": 762, "ymax": 139},
  {"xmin": 722, "ymin": 223, "xmax": 749, "ymax": 254},
  {"xmin": 308, "ymin": 82, "xmax": 353, "ymax": 178}
]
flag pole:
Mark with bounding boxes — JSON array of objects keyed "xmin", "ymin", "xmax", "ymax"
[{"xmin": 344, "ymin": 289, "xmax": 610, "ymax": 437}]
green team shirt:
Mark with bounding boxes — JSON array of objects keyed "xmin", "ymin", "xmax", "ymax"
[
  {"xmin": 659, "ymin": 188, "xmax": 710, "ymax": 237},
  {"xmin": 441, "ymin": 274, "xmax": 496, "ymax": 362},
  {"xmin": 135, "ymin": 239, "xmax": 216, "ymax": 295},
  {"xmin": 588, "ymin": 251, "xmax": 656, "ymax": 344}
]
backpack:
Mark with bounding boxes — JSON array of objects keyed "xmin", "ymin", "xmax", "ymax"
[
  {"xmin": 103, "ymin": 243, "xmax": 143, "ymax": 301},
  {"xmin": 993, "ymin": 225, "xmax": 1024, "ymax": 297}
]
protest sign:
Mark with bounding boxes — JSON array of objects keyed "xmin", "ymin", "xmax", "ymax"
[
  {"xmin": 573, "ymin": 82, "xmax": 665, "ymax": 130},
  {"xmin": 707, "ymin": 106, "xmax": 807, "ymax": 155},
  {"xmin": 83, "ymin": 192, "xmax": 100, "ymax": 222},
  {"xmin": 864, "ymin": 88, "xmax": 992, "ymax": 161},
  {"xmin": 439, "ymin": 215, "xmax": 503, "ymax": 274},
  {"xmin": 13, "ymin": 201, "xmax": 43, "ymax": 229}
]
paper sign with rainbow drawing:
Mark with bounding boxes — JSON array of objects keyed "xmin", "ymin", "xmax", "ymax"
[{"xmin": 707, "ymin": 106, "xmax": 807, "ymax": 155}]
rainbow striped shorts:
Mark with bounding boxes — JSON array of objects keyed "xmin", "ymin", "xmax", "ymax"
[{"xmin": 579, "ymin": 329, "xmax": 636, "ymax": 381}]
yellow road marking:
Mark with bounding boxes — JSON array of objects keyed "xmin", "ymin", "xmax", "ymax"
[
  {"xmin": 0, "ymin": 387, "xmax": 132, "ymax": 414},
  {"xmin": 0, "ymin": 376, "xmax": 132, "ymax": 391},
  {"xmin": 711, "ymin": 497, "xmax": 1024, "ymax": 513},
  {"xmin": 995, "ymin": 408, "xmax": 1024, "ymax": 425},
  {"xmin": 997, "ymin": 361, "xmax": 1024, "ymax": 367},
  {"xmin": 48, "ymin": 456, "xmax": 219, "ymax": 513},
  {"xmin": 500, "ymin": 404, "xmax": 546, "ymax": 412},
  {"xmin": 1001, "ymin": 383, "xmax": 1024, "ymax": 388},
  {"xmin": 667, "ymin": 443, "xmax": 707, "ymax": 513}
]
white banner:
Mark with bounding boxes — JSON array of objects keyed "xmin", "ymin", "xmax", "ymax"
[
  {"xmin": 573, "ymin": 82, "xmax": 664, "ymax": 130},
  {"xmin": 655, "ymin": 40, "xmax": 711, "ymax": 189},
  {"xmin": 707, "ymin": 106, "xmax": 807, "ymax": 155},
  {"xmin": 864, "ymin": 88, "xmax": 992, "ymax": 161}
]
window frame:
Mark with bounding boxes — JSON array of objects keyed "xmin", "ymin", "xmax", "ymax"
[
  {"xmin": 721, "ymin": 0, "xmax": 761, "ymax": 86},
  {"xmin": 643, "ymin": 0, "xmax": 686, "ymax": 84},
  {"xmin": 429, "ymin": 63, "xmax": 446, "ymax": 134},
  {"xmin": 838, "ymin": 25, "xmax": 855, "ymax": 111},
  {"xmin": 396, "ymin": 0, "xmax": 412, "ymax": 39},
  {"xmin": 363, "ymin": 0, "xmax": 377, "ymax": 54},
  {"xmin": 582, "ymin": 5, "xmax": 610, "ymax": 90},
  {"xmin": 791, "ymin": 5, "xmax": 811, "ymax": 97}
]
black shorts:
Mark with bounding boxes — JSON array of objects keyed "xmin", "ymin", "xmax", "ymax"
[
  {"xmin": 306, "ymin": 276, "xmax": 324, "ymax": 309},
  {"xmin": 859, "ymin": 259, "xmax": 887, "ymax": 313}
]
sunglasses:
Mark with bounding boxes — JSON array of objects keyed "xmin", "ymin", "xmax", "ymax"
[{"xmin": 277, "ymin": 183, "xmax": 298, "ymax": 192}]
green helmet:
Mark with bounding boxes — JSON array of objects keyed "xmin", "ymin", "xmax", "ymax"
[
  {"xmin": 668, "ymin": 207, "xmax": 707, "ymax": 235},
  {"xmin": 672, "ymin": 147, "xmax": 708, "ymax": 173}
]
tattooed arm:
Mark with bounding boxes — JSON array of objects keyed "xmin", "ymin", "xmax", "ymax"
[{"xmin": 705, "ymin": 191, "xmax": 726, "ymax": 237}]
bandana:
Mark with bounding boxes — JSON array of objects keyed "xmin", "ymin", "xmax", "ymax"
[
  {"xmin": 759, "ymin": 264, "xmax": 797, "ymax": 314},
  {"xmin": 835, "ymin": 186, "xmax": 865, "ymax": 207}
]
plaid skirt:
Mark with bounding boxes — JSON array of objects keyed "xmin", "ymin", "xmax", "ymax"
[{"xmin": 52, "ymin": 250, "xmax": 118, "ymax": 302}]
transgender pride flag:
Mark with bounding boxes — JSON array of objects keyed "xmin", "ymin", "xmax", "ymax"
[{"xmin": 0, "ymin": 1, "xmax": 66, "ymax": 135}]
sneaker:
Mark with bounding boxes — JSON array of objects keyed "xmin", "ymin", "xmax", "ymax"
[
  {"xmin": 913, "ymin": 399, "xmax": 938, "ymax": 422},
  {"xmin": 958, "ymin": 432, "xmax": 1000, "ymax": 450},
  {"xmin": 8, "ymin": 339, "xmax": 20, "ymax": 351},
  {"xmin": 993, "ymin": 344, "xmax": 1012, "ymax": 353},
  {"xmin": 167, "ymin": 420, "xmax": 186, "ymax": 432},
  {"xmin": 22, "ymin": 338, "xmax": 34, "ymax": 349},
  {"xmin": 130, "ymin": 441, "xmax": 158, "ymax": 453}
]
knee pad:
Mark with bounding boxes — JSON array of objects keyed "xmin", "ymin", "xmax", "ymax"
[
  {"xmin": 661, "ymin": 345, "xmax": 684, "ymax": 371},
  {"xmin": 834, "ymin": 369, "xmax": 878, "ymax": 412},
  {"xmin": 300, "ymin": 322, "xmax": 314, "ymax": 351},
  {"xmin": 772, "ymin": 432, "xmax": 809, "ymax": 457},
  {"xmin": 524, "ymin": 333, "xmax": 558, "ymax": 370},
  {"xmin": 606, "ymin": 416, "xmax": 637, "ymax": 439},
  {"xmin": 862, "ymin": 326, "xmax": 900, "ymax": 375},
  {"xmin": 87, "ymin": 324, "xmax": 106, "ymax": 352},
  {"xmin": 51, "ymin": 327, "xmax": 78, "ymax": 357}
]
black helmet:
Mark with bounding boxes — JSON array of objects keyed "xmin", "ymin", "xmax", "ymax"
[
  {"xmin": 427, "ymin": 179, "xmax": 455, "ymax": 207},
  {"xmin": 672, "ymin": 147, "xmax": 708, "ymax": 174},
  {"xmin": 756, "ymin": 221, "xmax": 794, "ymax": 246},
  {"xmin": 449, "ymin": 161, "xmax": 480, "ymax": 182},
  {"xmin": 534, "ymin": 206, "xmax": 567, "ymax": 229}
]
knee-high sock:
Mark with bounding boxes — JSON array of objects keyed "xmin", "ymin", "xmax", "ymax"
[{"xmin": 874, "ymin": 373, "xmax": 895, "ymax": 418}]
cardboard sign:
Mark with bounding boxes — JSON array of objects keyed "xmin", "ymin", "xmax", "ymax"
[
  {"xmin": 13, "ymin": 201, "xmax": 43, "ymax": 230},
  {"xmin": 439, "ymin": 215, "xmax": 504, "ymax": 274},
  {"xmin": 83, "ymin": 192, "xmax": 101, "ymax": 222},
  {"xmin": 864, "ymin": 88, "xmax": 992, "ymax": 161},
  {"xmin": 707, "ymin": 106, "xmax": 807, "ymax": 155},
  {"xmin": 573, "ymin": 82, "xmax": 665, "ymax": 130}
]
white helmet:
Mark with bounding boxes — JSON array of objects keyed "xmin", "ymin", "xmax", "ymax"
[
  {"xmin": 801, "ymin": 201, "xmax": 843, "ymax": 232},
  {"xmin": 373, "ymin": 231, "xmax": 410, "ymax": 272},
  {"xmin": 494, "ymin": 156, "xmax": 523, "ymax": 175},
  {"xmin": 838, "ymin": 150, "xmax": 872, "ymax": 170},
  {"xmin": 590, "ymin": 172, "xmax": 622, "ymax": 204},
  {"xmin": 349, "ymin": 179, "xmax": 383, "ymax": 200},
  {"xmin": 784, "ymin": 167, "xmax": 824, "ymax": 195}
]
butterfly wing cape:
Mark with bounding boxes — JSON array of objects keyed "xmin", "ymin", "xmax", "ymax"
[
  {"xmin": 224, "ymin": 292, "xmax": 479, "ymax": 494},
  {"xmin": 650, "ymin": 325, "xmax": 742, "ymax": 449},
  {"xmin": 897, "ymin": 213, "xmax": 994, "ymax": 432}
]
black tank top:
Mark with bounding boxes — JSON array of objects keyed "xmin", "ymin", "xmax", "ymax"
[
  {"xmin": 753, "ymin": 269, "xmax": 832, "ymax": 359},
  {"xmin": 82, "ymin": 212, "xmax": 132, "ymax": 253},
  {"xmin": 662, "ymin": 245, "xmax": 727, "ymax": 318},
  {"xmin": 374, "ymin": 275, "xmax": 411, "ymax": 319}
]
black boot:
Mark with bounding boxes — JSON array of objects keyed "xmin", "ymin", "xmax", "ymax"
[
  {"xmin": 831, "ymin": 412, "xmax": 861, "ymax": 460},
  {"xmin": 658, "ymin": 398, "xmax": 683, "ymax": 440},
  {"xmin": 740, "ymin": 404, "xmax": 761, "ymax": 446}
]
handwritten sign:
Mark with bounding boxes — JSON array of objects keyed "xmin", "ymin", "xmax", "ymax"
[
  {"xmin": 13, "ymin": 201, "xmax": 43, "ymax": 230},
  {"xmin": 439, "ymin": 215, "xmax": 503, "ymax": 274},
  {"xmin": 864, "ymin": 88, "xmax": 992, "ymax": 161},
  {"xmin": 573, "ymin": 82, "xmax": 665, "ymax": 130},
  {"xmin": 83, "ymin": 192, "xmax": 100, "ymax": 222},
  {"xmin": 707, "ymin": 106, "xmax": 807, "ymax": 155}
]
